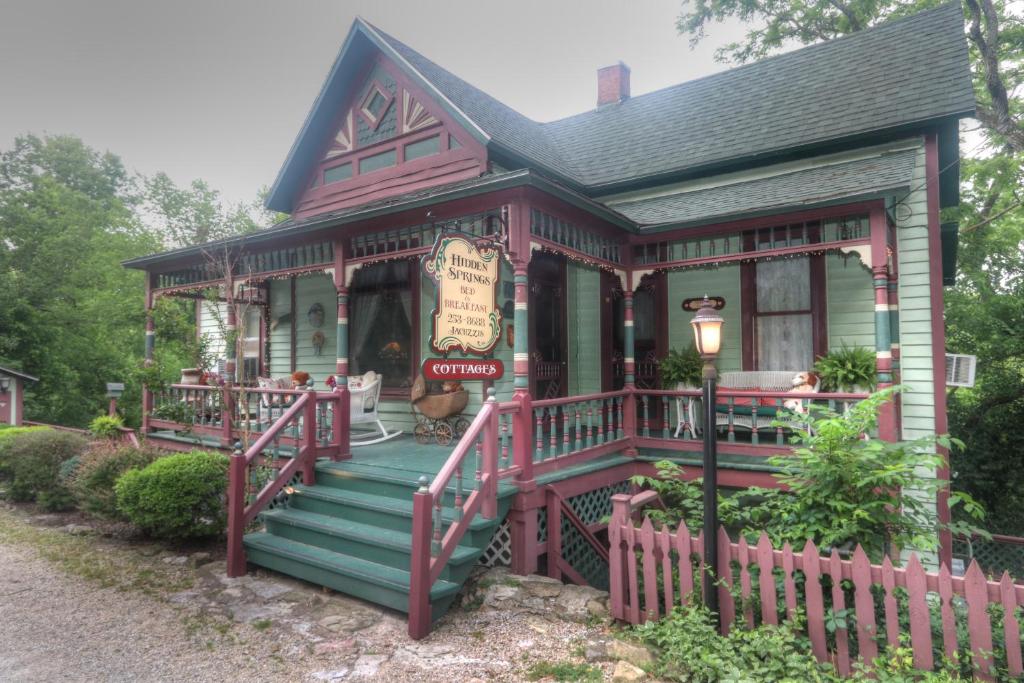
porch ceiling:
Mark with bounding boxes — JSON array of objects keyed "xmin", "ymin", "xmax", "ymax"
[{"xmin": 607, "ymin": 148, "xmax": 918, "ymax": 231}]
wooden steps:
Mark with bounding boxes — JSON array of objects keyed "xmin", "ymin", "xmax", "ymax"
[{"xmin": 242, "ymin": 457, "xmax": 515, "ymax": 621}]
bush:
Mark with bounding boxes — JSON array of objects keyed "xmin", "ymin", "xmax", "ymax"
[
  {"xmin": 115, "ymin": 451, "xmax": 229, "ymax": 539},
  {"xmin": 71, "ymin": 443, "xmax": 163, "ymax": 519},
  {"xmin": 89, "ymin": 414, "xmax": 124, "ymax": 439},
  {"xmin": 0, "ymin": 425, "xmax": 50, "ymax": 471},
  {"xmin": 634, "ymin": 605, "xmax": 839, "ymax": 682},
  {"xmin": 0, "ymin": 429, "xmax": 88, "ymax": 510}
]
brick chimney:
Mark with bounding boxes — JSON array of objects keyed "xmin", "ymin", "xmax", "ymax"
[{"xmin": 597, "ymin": 62, "xmax": 631, "ymax": 106}]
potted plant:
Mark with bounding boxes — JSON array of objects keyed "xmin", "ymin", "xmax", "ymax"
[
  {"xmin": 814, "ymin": 344, "xmax": 877, "ymax": 393},
  {"xmin": 660, "ymin": 345, "xmax": 703, "ymax": 390}
]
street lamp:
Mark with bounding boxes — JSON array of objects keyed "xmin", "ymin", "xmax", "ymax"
[
  {"xmin": 106, "ymin": 382, "xmax": 125, "ymax": 417},
  {"xmin": 687, "ymin": 295, "xmax": 724, "ymax": 622}
]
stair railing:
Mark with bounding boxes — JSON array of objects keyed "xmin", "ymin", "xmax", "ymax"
[
  {"xmin": 226, "ymin": 383, "xmax": 336, "ymax": 577},
  {"xmin": 409, "ymin": 389, "xmax": 499, "ymax": 639}
]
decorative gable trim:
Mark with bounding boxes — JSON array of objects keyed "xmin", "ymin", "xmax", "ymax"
[
  {"xmin": 358, "ymin": 80, "xmax": 394, "ymax": 130},
  {"xmin": 324, "ymin": 111, "xmax": 355, "ymax": 160},
  {"xmin": 401, "ymin": 90, "xmax": 439, "ymax": 134}
]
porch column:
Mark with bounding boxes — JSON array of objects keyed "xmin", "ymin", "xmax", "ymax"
[
  {"xmin": 888, "ymin": 273, "xmax": 902, "ymax": 434},
  {"xmin": 508, "ymin": 200, "xmax": 538, "ymax": 575},
  {"xmin": 222, "ymin": 281, "xmax": 236, "ymax": 447},
  {"xmin": 142, "ymin": 274, "xmax": 155, "ymax": 435},
  {"xmin": 334, "ymin": 283, "xmax": 351, "ymax": 460},
  {"xmin": 621, "ymin": 285, "xmax": 638, "ymax": 447},
  {"xmin": 869, "ymin": 207, "xmax": 896, "ymax": 442}
]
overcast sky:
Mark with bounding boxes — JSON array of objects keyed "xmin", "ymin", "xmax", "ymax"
[{"xmin": 0, "ymin": 0, "xmax": 754, "ymax": 208}]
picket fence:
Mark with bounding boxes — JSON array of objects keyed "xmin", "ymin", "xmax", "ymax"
[{"xmin": 608, "ymin": 494, "xmax": 1024, "ymax": 680}]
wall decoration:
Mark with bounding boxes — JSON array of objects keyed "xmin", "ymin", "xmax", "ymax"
[
  {"xmin": 422, "ymin": 358, "xmax": 504, "ymax": 381},
  {"xmin": 307, "ymin": 303, "xmax": 325, "ymax": 328},
  {"xmin": 424, "ymin": 235, "xmax": 502, "ymax": 355},
  {"xmin": 311, "ymin": 330, "xmax": 326, "ymax": 356}
]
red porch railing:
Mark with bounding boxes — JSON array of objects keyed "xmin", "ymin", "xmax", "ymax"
[
  {"xmin": 148, "ymin": 383, "xmax": 348, "ymax": 455},
  {"xmin": 608, "ymin": 493, "xmax": 1022, "ymax": 680},
  {"xmin": 225, "ymin": 385, "xmax": 344, "ymax": 577},
  {"xmin": 408, "ymin": 390, "xmax": 519, "ymax": 638}
]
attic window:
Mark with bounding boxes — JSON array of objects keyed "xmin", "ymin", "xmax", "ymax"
[{"xmin": 360, "ymin": 82, "xmax": 392, "ymax": 129}]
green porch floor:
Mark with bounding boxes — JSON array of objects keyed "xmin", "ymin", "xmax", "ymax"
[{"xmin": 148, "ymin": 430, "xmax": 782, "ymax": 479}]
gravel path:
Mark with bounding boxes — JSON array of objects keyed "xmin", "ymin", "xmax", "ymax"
[
  {"xmin": 0, "ymin": 542, "xmax": 290, "ymax": 682},
  {"xmin": 0, "ymin": 508, "xmax": 623, "ymax": 682}
]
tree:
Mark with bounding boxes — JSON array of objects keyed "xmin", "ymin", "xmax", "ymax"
[
  {"xmin": 677, "ymin": 0, "xmax": 1024, "ymax": 532},
  {"xmin": 0, "ymin": 134, "xmax": 159, "ymax": 427},
  {"xmin": 143, "ymin": 172, "xmax": 269, "ymax": 248}
]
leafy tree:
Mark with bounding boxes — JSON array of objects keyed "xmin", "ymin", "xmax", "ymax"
[
  {"xmin": 143, "ymin": 173, "xmax": 274, "ymax": 248},
  {"xmin": 676, "ymin": 0, "xmax": 1024, "ymax": 533},
  {"xmin": 0, "ymin": 134, "xmax": 158, "ymax": 427}
]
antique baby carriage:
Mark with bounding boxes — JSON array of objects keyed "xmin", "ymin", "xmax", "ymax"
[{"xmin": 411, "ymin": 375, "xmax": 470, "ymax": 446}]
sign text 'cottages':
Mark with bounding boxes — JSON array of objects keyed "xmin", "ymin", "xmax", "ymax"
[
  {"xmin": 422, "ymin": 358, "xmax": 504, "ymax": 381},
  {"xmin": 424, "ymin": 235, "xmax": 502, "ymax": 356}
]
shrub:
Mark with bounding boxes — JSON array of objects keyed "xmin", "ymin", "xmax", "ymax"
[
  {"xmin": 814, "ymin": 343, "xmax": 877, "ymax": 392},
  {"xmin": 634, "ymin": 605, "xmax": 840, "ymax": 682},
  {"xmin": 0, "ymin": 425, "xmax": 50, "ymax": 472},
  {"xmin": 0, "ymin": 429, "xmax": 88, "ymax": 510},
  {"xmin": 115, "ymin": 451, "xmax": 229, "ymax": 539},
  {"xmin": 71, "ymin": 443, "xmax": 163, "ymax": 519},
  {"xmin": 659, "ymin": 345, "xmax": 703, "ymax": 388},
  {"xmin": 89, "ymin": 414, "xmax": 124, "ymax": 439}
]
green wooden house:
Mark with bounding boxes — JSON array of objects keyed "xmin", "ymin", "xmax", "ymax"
[{"xmin": 124, "ymin": 3, "xmax": 971, "ymax": 637}]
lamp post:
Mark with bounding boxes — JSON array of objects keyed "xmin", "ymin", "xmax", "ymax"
[
  {"xmin": 687, "ymin": 295, "xmax": 724, "ymax": 622},
  {"xmin": 106, "ymin": 382, "xmax": 125, "ymax": 417}
]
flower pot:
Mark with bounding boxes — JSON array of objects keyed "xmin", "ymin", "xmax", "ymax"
[{"xmin": 180, "ymin": 368, "xmax": 202, "ymax": 385}]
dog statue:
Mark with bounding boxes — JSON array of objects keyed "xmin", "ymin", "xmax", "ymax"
[{"xmin": 783, "ymin": 371, "xmax": 819, "ymax": 413}]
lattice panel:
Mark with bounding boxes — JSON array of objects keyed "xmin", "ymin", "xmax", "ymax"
[
  {"xmin": 479, "ymin": 519, "xmax": 512, "ymax": 567},
  {"xmin": 954, "ymin": 537, "xmax": 1024, "ymax": 580},
  {"xmin": 561, "ymin": 515, "xmax": 609, "ymax": 591},
  {"xmin": 565, "ymin": 481, "xmax": 631, "ymax": 526}
]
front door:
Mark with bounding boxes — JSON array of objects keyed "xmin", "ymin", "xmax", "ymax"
[{"xmin": 529, "ymin": 253, "xmax": 567, "ymax": 399}]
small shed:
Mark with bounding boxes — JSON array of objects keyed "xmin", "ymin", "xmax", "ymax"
[{"xmin": 0, "ymin": 366, "xmax": 38, "ymax": 427}]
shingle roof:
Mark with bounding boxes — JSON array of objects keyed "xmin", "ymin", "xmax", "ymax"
[
  {"xmin": 609, "ymin": 148, "xmax": 919, "ymax": 228},
  {"xmin": 375, "ymin": 2, "xmax": 972, "ymax": 191}
]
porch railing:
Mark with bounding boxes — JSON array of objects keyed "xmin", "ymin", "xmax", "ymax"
[
  {"xmin": 224, "ymin": 385, "xmax": 344, "ymax": 577},
  {"xmin": 147, "ymin": 383, "xmax": 348, "ymax": 455},
  {"xmin": 609, "ymin": 492, "xmax": 1023, "ymax": 680},
  {"xmin": 409, "ymin": 389, "xmax": 517, "ymax": 638}
]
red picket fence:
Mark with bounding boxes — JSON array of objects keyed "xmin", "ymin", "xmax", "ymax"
[{"xmin": 608, "ymin": 494, "xmax": 1024, "ymax": 680}]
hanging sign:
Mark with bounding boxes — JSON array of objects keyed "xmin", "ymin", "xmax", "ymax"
[
  {"xmin": 424, "ymin": 234, "xmax": 502, "ymax": 355},
  {"xmin": 422, "ymin": 358, "xmax": 504, "ymax": 381}
]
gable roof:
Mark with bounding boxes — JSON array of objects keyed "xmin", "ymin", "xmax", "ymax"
[
  {"xmin": 0, "ymin": 366, "xmax": 38, "ymax": 383},
  {"xmin": 267, "ymin": 3, "xmax": 972, "ymax": 212}
]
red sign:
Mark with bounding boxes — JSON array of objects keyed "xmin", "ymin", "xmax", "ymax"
[{"xmin": 422, "ymin": 358, "xmax": 504, "ymax": 381}]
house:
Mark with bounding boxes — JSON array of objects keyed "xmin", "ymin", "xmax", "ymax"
[
  {"xmin": 123, "ymin": 3, "xmax": 972, "ymax": 637},
  {"xmin": 0, "ymin": 366, "xmax": 38, "ymax": 426}
]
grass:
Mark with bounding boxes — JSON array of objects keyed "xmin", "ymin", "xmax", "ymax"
[
  {"xmin": 526, "ymin": 660, "xmax": 602, "ymax": 682},
  {"xmin": 252, "ymin": 619, "xmax": 272, "ymax": 631},
  {"xmin": 0, "ymin": 507, "xmax": 193, "ymax": 596}
]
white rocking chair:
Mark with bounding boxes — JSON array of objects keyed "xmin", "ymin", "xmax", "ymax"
[{"xmin": 348, "ymin": 375, "xmax": 402, "ymax": 446}]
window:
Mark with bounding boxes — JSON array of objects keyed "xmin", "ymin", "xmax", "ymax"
[
  {"xmin": 448, "ymin": 136, "xmax": 462, "ymax": 150},
  {"xmin": 404, "ymin": 135, "xmax": 439, "ymax": 161},
  {"xmin": 324, "ymin": 163, "xmax": 352, "ymax": 184},
  {"xmin": 744, "ymin": 254, "xmax": 826, "ymax": 371},
  {"xmin": 359, "ymin": 149, "xmax": 396, "ymax": 174},
  {"xmin": 240, "ymin": 305, "xmax": 263, "ymax": 383},
  {"xmin": 365, "ymin": 91, "xmax": 388, "ymax": 119},
  {"xmin": 349, "ymin": 261, "xmax": 415, "ymax": 389}
]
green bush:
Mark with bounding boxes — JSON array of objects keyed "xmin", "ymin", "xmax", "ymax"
[
  {"xmin": 660, "ymin": 345, "xmax": 704, "ymax": 388},
  {"xmin": 814, "ymin": 343, "xmax": 877, "ymax": 392},
  {"xmin": 0, "ymin": 425, "xmax": 50, "ymax": 472},
  {"xmin": 89, "ymin": 414, "xmax": 124, "ymax": 439},
  {"xmin": 0, "ymin": 429, "xmax": 88, "ymax": 510},
  {"xmin": 634, "ymin": 605, "xmax": 839, "ymax": 682},
  {"xmin": 71, "ymin": 443, "xmax": 163, "ymax": 519},
  {"xmin": 115, "ymin": 451, "xmax": 229, "ymax": 539}
]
